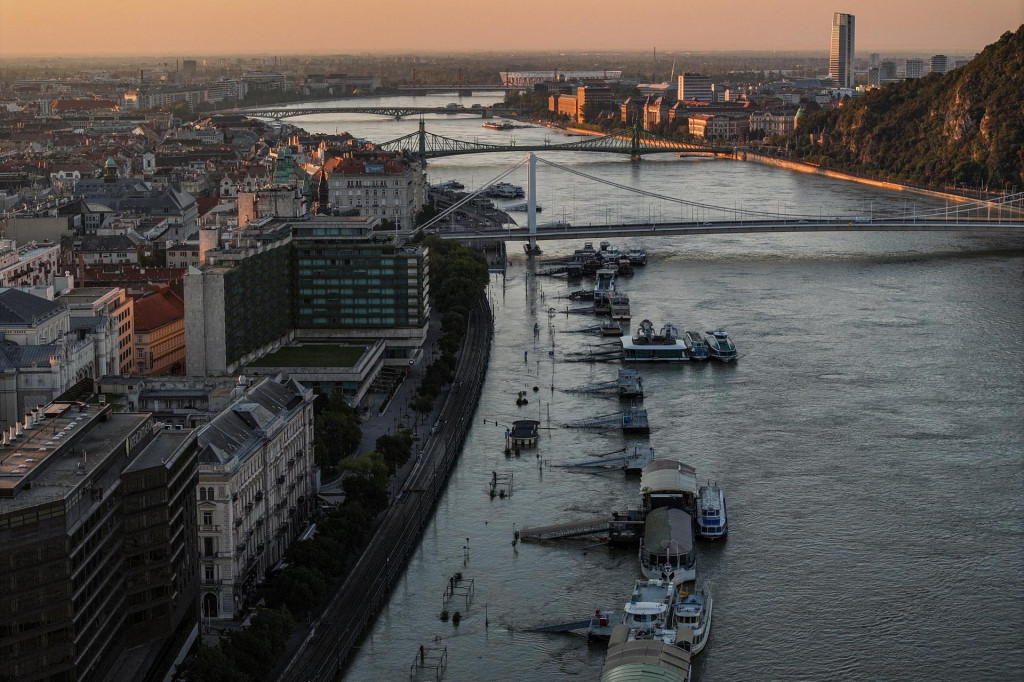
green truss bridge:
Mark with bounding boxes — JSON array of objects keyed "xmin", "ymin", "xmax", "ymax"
[{"xmin": 378, "ymin": 122, "xmax": 732, "ymax": 160}]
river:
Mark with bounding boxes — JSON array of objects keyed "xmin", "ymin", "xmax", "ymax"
[{"xmin": 281, "ymin": 96, "xmax": 1024, "ymax": 681}]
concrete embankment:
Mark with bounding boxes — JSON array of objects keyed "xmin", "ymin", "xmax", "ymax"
[
  {"xmin": 534, "ymin": 119, "xmax": 1001, "ymax": 206},
  {"xmin": 737, "ymin": 151, "xmax": 1004, "ymax": 205}
]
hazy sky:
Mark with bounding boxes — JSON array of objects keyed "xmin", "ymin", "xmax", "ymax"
[{"xmin": 1, "ymin": 0, "xmax": 1021, "ymax": 57}]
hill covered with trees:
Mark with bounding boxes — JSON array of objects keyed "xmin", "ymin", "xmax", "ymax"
[{"xmin": 792, "ymin": 26, "xmax": 1023, "ymax": 191}]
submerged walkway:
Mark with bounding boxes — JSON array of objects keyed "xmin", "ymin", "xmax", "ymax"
[{"xmin": 279, "ymin": 300, "xmax": 493, "ymax": 681}]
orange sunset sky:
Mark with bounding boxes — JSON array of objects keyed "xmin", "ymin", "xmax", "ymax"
[{"xmin": 1, "ymin": 0, "xmax": 1021, "ymax": 57}]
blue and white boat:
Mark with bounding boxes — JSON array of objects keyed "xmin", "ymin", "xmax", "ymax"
[
  {"xmin": 703, "ymin": 330, "xmax": 737, "ymax": 362},
  {"xmin": 672, "ymin": 581, "xmax": 713, "ymax": 655},
  {"xmin": 696, "ymin": 484, "xmax": 727, "ymax": 539}
]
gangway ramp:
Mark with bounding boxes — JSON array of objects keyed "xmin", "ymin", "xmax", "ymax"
[
  {"xmin": 563, "ymin": 412, "xmax": 621, "ymax": 428},
  {"xmin": 517, "ymin": 516, "xmax": 613, "ymax": 542}
]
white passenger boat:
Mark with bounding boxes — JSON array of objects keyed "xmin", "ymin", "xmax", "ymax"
[
  {"xmin": 609, "ymin": 293, "xmax": 631, "ymax": 323},
  {"xmin": 626, "ymin": 247, "xmax": 648, "ymax": 266},
  {"xmin": 696, "ymin": 484, "xmax": 727, "ymax": 539},
  {"xmin": 621, "ymin": 320, "xmax": 688, "ymax": 362},
  {"xmin": 704, "ymin": 330, "xmax": 737, "ymax": 362},
  {"xmin": 682, "ymin": 331, "xmax": 709, "ymax": 361},
  {"xmin": 484, "ymin": 182, "xmax": 525, "ymax": 198},
  {"xmin": 672, "ymin": 581, "xmax": 713, "ymax": 655},
  {"xmin": 482, "ymin": 120, "xmax": 514, "ymax": 130},
  {"xmin": 639, "ymin": 507, "xmax": 696, "ymax": 585},
  {"xmin": 622, "ymin": 578, "xmax": 676, "ymax": 635}
]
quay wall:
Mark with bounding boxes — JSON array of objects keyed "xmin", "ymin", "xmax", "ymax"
[
  {"xmin": 534, "ymin": 120, "xmax": 1004, "ymax": 206},
  {"xmin": 735, "ymin": 151, "xmax": 1005, "ymax": 206}
]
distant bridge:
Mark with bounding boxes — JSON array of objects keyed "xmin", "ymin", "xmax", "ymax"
[
  {"xmin": 217, "ymin": 105, "xmax": 511, "ymax": 120},
  {"xmin": 438, "ymin": 217, "xmax": 1024, "ymax": 243},
  {"xmin": 379, "ymin": 122, "xmax": 731, "ymax": 159}
]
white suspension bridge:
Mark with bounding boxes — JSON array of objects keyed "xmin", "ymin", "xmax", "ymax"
[{"xmin": 417, "ymin": 153, "xmax": 1024, "ymax": 251}]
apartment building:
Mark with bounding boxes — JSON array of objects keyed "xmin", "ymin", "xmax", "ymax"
[{"xmin": 195, "ymin": 377, "xmax": 316, "ymax": 620}]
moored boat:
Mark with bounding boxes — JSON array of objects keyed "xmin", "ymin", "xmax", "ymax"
[
  {"xmin": 617, "ymin": 368, "xmax": 643, "ymax": 399},
  {"xmin": 696, "ymin": 484, "xmax": 727, "ymax": 539},
  {"xmin": 600, "ymin": 320, "xmax": 624, "ymax": 337},
  {"xmin": 682, "ymin": 331, "xmax": 709, "ymax": 361},
  {"xmin": 609, "ymin": 293, "xmax": 631, "ymax": 323},
  {"xmin": 594, "ymin": 268, "xmax": 616, "ymax": 314},
  {"xmin": 482, "ymin": 120, "xmax": 514, "ymax": 130},
  {"xmin": 621, "ymin": 320, "xmax": 688, "ymax": 362},
  {"xmin": 484, "ymin": 182, "xmax": 525, "ymax": 198},
  {"xmin": 626, "ymin": 247, "xmax": 648, "ymax": 265},
  {"xmin": 672, "ymin": 581, "xmax": 713, "ymax": 655},
  {"xmin": 431, "ymin": 179, "xmax": 464, "ymax": 191},
  {"xmin": 641, "ymin": 459, "xmax": 698, "ymax": 513},
  {"xmin": 704, "ymin": 330, "xmax": 737, "ymax": 361},
  {"xmin": 639, "ymin": 507, "xmax": 696, "ymax": 585}
]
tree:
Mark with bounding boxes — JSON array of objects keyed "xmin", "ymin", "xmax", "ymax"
[
  {"xmin": 315, "ymin": 410, "xmax": 361, "ymax": 473},
  {"xmin": 412, "ymin": 394, "xmax": 435, "ymax": 414},
  {"xmin": 285, "ymin": 536, "xmax": 347, "ymax": 577},
  {"xmin": 175, "ymin": 645, "xmax": 250, "ymax": 682},
  {"xmin": 376, "ymin": 433, "xmax": 413, "ymax": 474},
  {"xmin": 342, "ymin": 473, "xmax": 389, "ymax": 515},
  {"xmin": 263, "ymin": 566, "xmax": 329, "ymax": 616}
]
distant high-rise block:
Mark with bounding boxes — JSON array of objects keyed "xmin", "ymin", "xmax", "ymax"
[
  {"xmin": 880, "ymin": 60, "xmax": 897, "ymax": 82},
  {"xmin": 830, "ymin": 12, "xmax": 856, "ymax": 88},
  {"xmin": 677, "ymin": 73, "xmax": 712, "ymax": 102},
  {"xmin": 930, "ymin": 54, "xmax": 949, "ymax": 74},
  {"xmin": 869, "ymin": 53, "xmax": 880, "ymax": 66},
  {"xmin": 953, "ymin": 58, "xmax": 970, "ymax": 69},
  {"xmin": 905, "ymin": 58, "xmax": 925, "ymax": 78}
]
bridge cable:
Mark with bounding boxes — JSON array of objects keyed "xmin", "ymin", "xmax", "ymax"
[{"xmin": 416, "ymin": 156, "xmax": 530, "ymax": 234}]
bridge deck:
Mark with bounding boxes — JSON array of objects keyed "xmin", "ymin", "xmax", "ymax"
[{"xmin": 437, "ymin": 218, "xmax": 1024, "ymax": 242}]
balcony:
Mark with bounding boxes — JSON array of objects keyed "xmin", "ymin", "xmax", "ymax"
[
  {"xmin": 287, "ymin": 458, "xmax": 295, "ymax": 468},
  {"xmin": 254, "ymin": 491, "xmax": 264, "ymax": 502},
  {"xmin": 201, "ymin": 578, "xmax": 225, "ymax": 586},
  {"xmin": 200, "ymin": 524, "xmax": 220, "ymax": 533},
  {"xmin": 276, "ymin": 475, "xmax": 286, "ymax": 485}
]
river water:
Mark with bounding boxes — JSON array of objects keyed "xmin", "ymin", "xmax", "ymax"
[{"xmin": 284, "ymin": 96, "xmax": 1024, "ymax": 680}]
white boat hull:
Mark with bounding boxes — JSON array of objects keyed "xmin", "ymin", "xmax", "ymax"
[{"xmin": 639, "ymin": 561, "xmax": 696, "ymax": 586}]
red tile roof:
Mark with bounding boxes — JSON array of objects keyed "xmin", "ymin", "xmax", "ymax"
[{"xmin": 133, "ymin": 290, "xmax": 184, "ymax": 332}]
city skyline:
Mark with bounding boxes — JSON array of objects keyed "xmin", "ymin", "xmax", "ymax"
[{"xmin": 1, "ymin": 0, "xmax": 1021, "ymax": 57}]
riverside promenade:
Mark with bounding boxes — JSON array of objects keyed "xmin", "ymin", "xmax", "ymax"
[{"xmin": 280, "ymin": 300, "xmax": 493, "ymax": 681}]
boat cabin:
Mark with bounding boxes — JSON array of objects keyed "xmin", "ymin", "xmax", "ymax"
[
  {"xmin": 639, "ymin": 507, "xmax": 696, "ymax": 585},
  {"xmin": 641, "ymin": 459, "xmax": 698, "ymax": 512},
  {"xmin": 509, "ymin": 419, "xmax": 540, "ymax": 448}
]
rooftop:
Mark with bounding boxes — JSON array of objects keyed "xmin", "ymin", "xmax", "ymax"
[
  {"xmin": 0, "ymin": 405, "xmax": 151, "ymax": 511},
  {"xmin": 247, "ymin": 344, "xmax": 368, "ymax": 368},
  {"xmin": 124, "ymin": 429, "xmax": 194, "ymax": 474}
]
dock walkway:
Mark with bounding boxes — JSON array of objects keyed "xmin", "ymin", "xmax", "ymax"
[{"xmin": 517, "ymin": 516, "xmax": 613, "ymax": 541}]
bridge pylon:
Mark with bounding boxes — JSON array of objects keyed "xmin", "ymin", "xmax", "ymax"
[
  {"xmin": 526, "ymin": 152, "xmax": 539, "ymax": 256},
  {"xmin": 417, "ymin": 119, "xmax": 426, "ymax": 162},
  {"xmin": 630, "ymin": 122, "xmax": 642, "ymax": 162}
]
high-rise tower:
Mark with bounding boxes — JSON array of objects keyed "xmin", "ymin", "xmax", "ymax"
[{"xmin": 830, "ymin": 12, "xmax": 856, "ymax": 89}]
